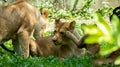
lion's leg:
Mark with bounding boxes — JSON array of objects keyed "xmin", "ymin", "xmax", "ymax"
[
  {"xmin": 29, "ymin": 39, "xmax": 38, "ymax": 56},
  {"xmin": 65, "ymin": 31, "xmax": 88, "ymax": 47},
  {"xmin": 17, "ymin": 31, "xmax": 30, "ymax": 58},
  {"xmin": 73, "ymin": 29, "xmax": 81, "ymax": 40},
  {"xmin": 34, "ymin": 28, "xmax": 41, "ymax": 40},
  {"xmin": 12, "ymin": 37, "xmax": 21, "ymax": 55},
  {"xmin": 33, "ymin": 22, "xmax": 42, "ymax": 40},
  {"xmin": 65, "ymin": 31, "xmax": 79, "ymax": 45}
]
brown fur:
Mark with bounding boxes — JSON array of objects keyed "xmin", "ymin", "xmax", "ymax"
[
  {"xmin": 29, "ymin": 36, "xmax": 54, "ymax": 57},
  {"xmin": 0, "ymin": 0, "xmax": 42, "ymax": 57},
  {"xmin": 53, "ymin": 19, "xmax": 81, "ymax": 45},
  {"xmin": 52, "ymin": 19, "xmax": 83, "ymax": 58},
  {"xmin": 29, "ymin": 36, "xmax": 82, "ymax": 58}
]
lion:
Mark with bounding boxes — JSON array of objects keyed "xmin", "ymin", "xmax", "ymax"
[{"xmin": 0, "ymin": 0, "xmax": 43, "ymax": 57}]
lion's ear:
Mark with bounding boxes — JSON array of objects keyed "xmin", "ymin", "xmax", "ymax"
[
  {"xmin": 55, "ymin": 19, "xmax": 60, "ymax": 26},
  {"xmin": 69, "ymin": 21, "xmax": 76, "ymax": 30},
  {"xmin": 41, "ymin": 8, "xmax": 49, "ymax": 18}
]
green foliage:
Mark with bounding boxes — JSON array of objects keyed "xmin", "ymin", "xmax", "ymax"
[
  {"xmin": 80, "ymin": 0, "xmax": 93, "ymax": 19},
  {"xmin": 39, "ymin": 2, "xmax": 74, "ymax": 20},
  {"xmin": 94, "ymin": 13, "xmax": 113, "ymax": 42},
  {"xmin": 100, "ymin": 42, "xmax": 119, "ymax": 56},
  {"xmin": 81, "ymin": 12, "xmax": 114, "ymax": 44},
  {"xmin": 0, "ymin": 52, "xmax": 94, "ymax": 67},
  {"xmin": 38, "ymin": 0, "xmax": 113, "ymax": 20},
  {"xmin": 96, "ymin": 7, "xmax": 113, "ymax": 17},
  {"xmin": 75, "ymin": 20, "xmax": 84, "ymax": 36},
  {"xmin": 82, "ymin": 13, "xmax": 113, "ymax": 43},
  {"xmin": 44, "ymin": 31, "xmax": 53, "ymax": 36},
  {"xmin": 94, "ymin": 13, "xmax": 111, "ymax": 35},
  {"xmin": 82, "ymin": 0, "xmax": 93, "ymax": 11},
  {"xmin": 0, "ymin": 40, "xmax": 13, "ymax": 53},
  {"xmin": 55, "ymin": 9, "xmax": 73, "ymax": 19},
  {"xmin": 3, "ymin": 40, "xmax": 13, "ymax": 50},
  {"xmin": 81, "ymin": 24, "xmax": 103, "ymax": 43},
  {"xmin": 115, "ymin": 56, "xmax": 120, "ymax": 65},
  {"xmin": 38, "ymin": 0, "xmax": 94, "ymax": 20},
  {"xmin": 72, "ymin": 0, "xmax": 78, "ymax": 11},
  {"xmin": 82, "ymin": 12, "xmax": 120, "ymax": 65},
  {"xmin": 111, "ymin": 15, "xmax": 120, "ymax": 46}
]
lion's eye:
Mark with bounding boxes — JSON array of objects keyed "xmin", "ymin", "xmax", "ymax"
[
  {"xmin": 54, "ymin": 30, "xmax": 57, "ymax": 34},
  {"xmin": 60, "ymin": 32, "xmax": 64, "ymax": 35},
  {"xmin": 66, "ymin": 28, "xmax": 69, "ymax": 30}
]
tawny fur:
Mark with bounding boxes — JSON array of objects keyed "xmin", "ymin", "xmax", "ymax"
[
  {"xmin": 29, "ymin": 36, "xmax": 82, "ymax": 58},
  {"xmin": 0, "ymin": 0, "xmax": 42, "ymax": 57}
]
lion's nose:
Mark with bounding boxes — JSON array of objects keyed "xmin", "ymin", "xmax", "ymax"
[
  {"xmin": 52, "ymin": 39, "xmax": 57, "ymax": 42},
  {"xmin": 52, "ymin": 36, "xmax": 57, "ymax": 42}
]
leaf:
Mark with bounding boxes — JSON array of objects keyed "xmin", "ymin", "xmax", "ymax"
[
  {"xmin": 111, "ymin": 15, "xmax": 120, "ymax": 47},
  {"xmin": 99, "ymin": 35, "xmax": 114, "ymax": 43},
  {"xmin": 81, "ymin": 23, "xmax": 113, "ymax": 44},
  {"xmin": 94, "ymin": 13, "xmax": 111, "ymax": 35},
  {"xmin": 81, "ymin": 24, "xmax": 103, "ymax": 35},
  {"xmin": 84, "ymin": 35, "xmax": 101, "ymax": 44},
  {"xmin": 115, "ymin": 56, "xmax": 120, "ymax": 65},
  {"xmin": 99, "ymin": 43, "xmax": 119, "ymax": 56},
  {"xmin": 117, "ymin": 34, "xmax": 120, "ymax": 47},
  {"xmin": 111, "ymin": 15, "xmax": 120, "ymax": 34}
]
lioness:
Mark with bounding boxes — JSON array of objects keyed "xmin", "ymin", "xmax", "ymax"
[{"xmin": 0, "ymin": 0, "xmax": 42, "ymax": 57}]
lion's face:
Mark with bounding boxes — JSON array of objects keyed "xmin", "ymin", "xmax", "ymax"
[{"xmin": 52, "ymin": 19, "xmax": 76, "ymax": 44}]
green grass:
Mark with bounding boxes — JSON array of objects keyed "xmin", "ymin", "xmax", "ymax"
[
  {"xmin": 0, "ymin": 41, "xmax": 94, "ymax": 67},
  {"xmin": 0, "ymin": 37, "xmax": 118, "ymax": 67},
  {"xmin": 0, "ymin": 53, "xmax": 94, "ymax": 67}
]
